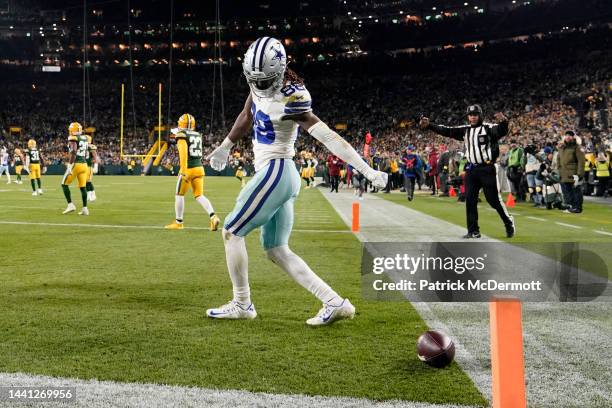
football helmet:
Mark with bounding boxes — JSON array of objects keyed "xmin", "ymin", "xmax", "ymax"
[
  {"xmin": 27, "ymin": 139, "xmax": 36, "ymax": 149},
  {"xmin": 466, "ymin": 104, "xmax": 483, "ymax": 117},
  {"xmin": 242, "ymin": 37, "xmax": 287, "ymax": 98},
  {"xmin": 178, "ymin": 113, "xmax": 196, "ymax": 130},
  {"xmin": 69, "ymin": 122, "xmax": 83, "ymax": 136}
]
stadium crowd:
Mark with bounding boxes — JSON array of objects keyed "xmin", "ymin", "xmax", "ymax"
[{"xmin": 0, "ymin": 26, "xmax": 610, "ymax": 208}]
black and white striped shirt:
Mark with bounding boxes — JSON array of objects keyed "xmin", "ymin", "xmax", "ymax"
[{"xmin": 427, "ymin": 120, "xmax": 509, "ymax": 165}]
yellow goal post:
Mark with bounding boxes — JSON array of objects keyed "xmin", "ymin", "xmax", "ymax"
[{"xmin": 119, "ymin": 82, "xmax": 164, "ymax": 160}]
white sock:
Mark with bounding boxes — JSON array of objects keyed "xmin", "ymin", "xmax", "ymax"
[
  {"xmin": 267, "ymin": 245, "xmax": 340, "ymax": 303},
  {"xmin": 196, "ymin": 195, "xmax": 215, "ymax": 216},
  {"xmin": 175, "ymin": 195, "xmax": 185, "ymax": 222},
  {"xmin": 223, "ymin": 229, "xmax": 251, "ymax": 305}
]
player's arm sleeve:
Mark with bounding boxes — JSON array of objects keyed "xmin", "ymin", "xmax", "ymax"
[
  {"xmin": 307, "ymin": 121, "xmax": 372, "ymax": 176},
  {"xmin": 90, "ymin": 145, "xmax": 99, "ymax": 163},
  {"xmin": 427, "ymin": 123, "xmax": 466, "ymax": 141},
  {"xmin": 176, "ymin": 138, "xmax": 188, "ymax": 174}
]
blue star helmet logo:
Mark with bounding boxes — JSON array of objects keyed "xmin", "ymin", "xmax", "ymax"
[{"xmin": 272, "ymin": 49, "xmax": 284, "ymax": 62}]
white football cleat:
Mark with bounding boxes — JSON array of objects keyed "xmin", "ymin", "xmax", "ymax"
[
  {"xmin": 78, "ymin": 207, "xmax": 89, "ymax": 216},
  {"xmin": 62, "ymin": 202, "xmax": 76, "ymax": 214},
  {"xmin": 306, "ymin": 298, "xmax": 355, "ymax": 327},
  {"xmin": 37, "ymin": 189, "xmax": 43, "ymax": 194},
  {"xmin": 32, "ymin": 191, "xmax": 38, "ymax": 196},
  {"xmin": 206, "ymin": 300, "xmax": 257, "ymax": 320}
]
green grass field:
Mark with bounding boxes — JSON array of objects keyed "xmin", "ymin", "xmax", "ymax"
[{"xmin": 0, "ymin": 176, "xmax": 486, "ymax": 405}]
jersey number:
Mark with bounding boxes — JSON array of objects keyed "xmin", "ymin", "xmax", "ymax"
[
  {"xmin": 188, "ymin": 136, "xmax": 202, "ymax": 157},
  {"xmin": 30, "ymin": 150, "xmax": 40, "ymax": 161},
  {"xmin": 252, "ymin": 108, "xmax": 276, "ymax": 145},
  {"xmin": 77, "ymin": 140, "xmax": 88, "ymax": 157}
]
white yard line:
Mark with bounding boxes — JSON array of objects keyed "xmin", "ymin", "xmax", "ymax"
[
  {"xmin": 526, "ymin": 216, "xmax": 546, "ymax": 221},
  {"xmin": 593, "ymin": 230, "xmax": 612, "ymax": 236},
  {"xmin": 555, "ymin": 222, "xmax": 583, "ymax": 229},
  {"xmin": 0, "ymin": 372, "xmax": 478, "ymax": 408},
  {"xmin": 0, "ymin": 220, "xmax": 348, "ymax": 234}
]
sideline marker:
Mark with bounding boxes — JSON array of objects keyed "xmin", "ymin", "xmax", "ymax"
[
  {"xmin": 490, "ymin": 297, "xmax": 526, "ymax": 408},
  {"xmin": 352, "ymin": 202, "xmax": 360, "ymax": 232}
]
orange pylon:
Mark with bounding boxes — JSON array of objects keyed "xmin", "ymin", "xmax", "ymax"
[
  {"xmin": 352, "ymin": 202, "xmax": 360, "ymax": 232},
  {"xmin": 506, "ymin": 193, "xmax": 515, "ymax": 208},
  {"xmin": 490, "ymin": 298, "xmax": 526, "ymax": 408},
  {"xmin": 449, "ymin": 186, "xmax": 457, "ymax": 197}
]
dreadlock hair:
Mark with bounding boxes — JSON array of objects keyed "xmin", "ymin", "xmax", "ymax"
[{"xmin": 284, "ymin": 67, "xmax": 304, "ymax": 85}]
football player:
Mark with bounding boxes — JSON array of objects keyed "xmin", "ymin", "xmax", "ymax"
[
  {"xmin": 12, "ymin": 148, "xmax": 25, "ymax": 184},
  {"xmin": 205, "ymin": 37, "xmax": 387, "ymax": 326},
  {"xmin": 165, "ymin": 113, "xmax": 220, "ymax": 231},
  {"xmin": 61, "ymin": 122, "xmax": 90, "ymax": 215},
  {"xmin": 85, "ymin": 132, "xmax": 100, "ymax": 202},
  {"xmin": 234, "ymin": 158, "xmax": 247, "ymax": 187},
  {"xmin": 0, "ymin": 147, "xmax": 10, "ymax": 184},
  {"xmin": 25, "ymin": 139, "xmax": 44, "ymax": 196}
]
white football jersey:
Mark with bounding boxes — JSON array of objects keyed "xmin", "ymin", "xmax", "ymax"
[
  {"xmin": 250, "ymin": 82, "xmax": 312, "ymax": 171},
  {"xmin": 0, "ymin": 151, "xmax": 8, "ymax": 166}
]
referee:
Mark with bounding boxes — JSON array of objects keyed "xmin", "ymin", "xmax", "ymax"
[{"xmin": 419, "ymin": 105, "xmax": 515, "ymax": 238}]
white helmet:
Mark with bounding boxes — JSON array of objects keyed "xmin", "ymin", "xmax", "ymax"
[{"xmin": 242, "ymin": 37, "xmax": 287, "ymax": 98}]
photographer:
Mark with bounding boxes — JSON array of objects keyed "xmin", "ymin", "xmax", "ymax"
[
  {"xmin": 420, "ymin": 105, "xmax": 515, "ymax": 238},
  {"xmin": 524, "ymin": 144, "xmax": 544, "ymax": 207}
]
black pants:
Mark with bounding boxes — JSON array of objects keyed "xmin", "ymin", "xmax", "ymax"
[
  {"xmin": 330, "ymin": 175, "xmax": 339, "ymax": 192},
  {"xmin": 404, "ymin": 175, "xmax": 416, "ymax": 198},
  {"xmin": 465, "ymin": 164, "xmax": 513, "ymax": 234}
]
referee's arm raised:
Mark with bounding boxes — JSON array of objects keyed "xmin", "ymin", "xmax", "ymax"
[
  {"xmin": 418, "ymin": 117, "xmax": 468, "ymax": 140},
  {"xmin": 488, "ymin": 112, "xmax": 510, "ymax": 141}
]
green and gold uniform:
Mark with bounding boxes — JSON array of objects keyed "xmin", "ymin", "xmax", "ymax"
[
  {"xmin": 175, "ymin": 130, "xmax": 205, "ymax": 197},
  {"xmin": 62, "ymin": 134, "xmax": 89, "ymax": 188}
]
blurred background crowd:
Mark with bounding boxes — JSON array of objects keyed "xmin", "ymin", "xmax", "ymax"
[{"xmin": 0, "ymin": 0, "xmax": 610, "ymax": 205}]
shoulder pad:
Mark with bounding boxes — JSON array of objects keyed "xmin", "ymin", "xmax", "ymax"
[{"xmin": 281, "ymin": 84, "xmax": 312, "ymax": 115}]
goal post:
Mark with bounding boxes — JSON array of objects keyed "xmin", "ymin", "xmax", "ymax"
[{"xmin": 119, "ymin": 82, "xmax": 164, "ymax": 160}]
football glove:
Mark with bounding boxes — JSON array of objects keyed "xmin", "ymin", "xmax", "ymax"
[
  {"xmin": 93, "ymin": 163, "xmax": 99, "ymax": 174},
  {"xmin": 206, "ymin": 137, "xmax": 234, "ymax": 172},
  {"xmin": 65, "ymin": 163, "xmax": 73, "ymax": 175},
  {"xmin": 365, "ymin": 169, "xmax": 389, "ymax": 189}
]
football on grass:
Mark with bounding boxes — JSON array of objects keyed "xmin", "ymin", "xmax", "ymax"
[{"xmin": 417, "ymin": 330, "xmax": 455, "ymax": 368}]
